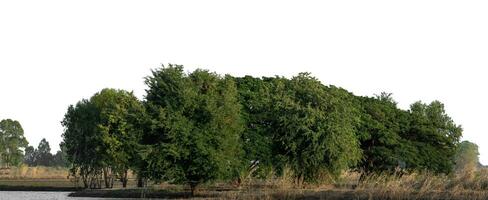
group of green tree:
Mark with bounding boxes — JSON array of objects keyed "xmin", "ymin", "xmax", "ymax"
[
  {"xmin": 24, "ymin": 138, "xmax": 67, "ymax": 167},
  {"xmin": 0, "ymin": 119, "xmax": 28, "ymax": 168},
  {"xmin": 58, "ymin": 64, "xmax": 479, "ymax": 194},
  {"xmin": 0, "ymin": 118, "xmax": 67, "ymax": 168}
]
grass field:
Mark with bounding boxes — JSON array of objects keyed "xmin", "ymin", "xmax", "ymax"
[
  {"xmin": 0, "ymin": 166, "xmax": 77, "ymax": 191},
  {"xmin": 67, "ymin": 169, "xmax": 488, "ymax": 199},
  {"xmin": 2, "ymin": 166, "xmax": 488, "ymax": 199},
  {"xmin": 0, "ymin": 166, "xmax": 69, "ymax": 179}
]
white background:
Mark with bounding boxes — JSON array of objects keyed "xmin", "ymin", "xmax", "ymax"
[{"xmin": 1, "ymin": 1, "xmax": 487, "ymax": 164}]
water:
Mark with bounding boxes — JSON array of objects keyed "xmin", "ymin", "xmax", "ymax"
[{"xmin": 0, "ymin": 191, "xmax": 137, "ymax": 200}]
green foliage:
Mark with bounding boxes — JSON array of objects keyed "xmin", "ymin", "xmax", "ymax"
[
  {"xmin": 61, "ymin": 99, "xmax": 101, "ymax": 187},
  {"xmin": 269, "ymin": 74, "xmax": 361, "ymax": 181},
  {"xmin": 23, "ymin": 138, "xmax": 67, "ymax": 167},
  {"xmin": 58, "ymin": 64, "xmax": 465, "ymax": 190},
  {"xmin": 454, "ymin": 141, "xmax": 479, "ymax": 173},
  {"xmin": 91, "ymin": 89, "xmax": 146, "ymax": 184},
  {"xmin": 406, "ymin": 101, "xmax": 462, "ymax": 174},
  {"xmin": 52, "ymin": 151, "xmax": 65, "ymax": 167},
  {"xmin": 36, "ymin": 138, "xmax": 53, "ymax": 166},
  {"xmin": 0, "ymin": 119, "xmax": 28, "ymax": 167},
  {"xmin": 143, "ymin": 65, "xmax": 243, "ymax": 192},
  {"xmin": 23, "ymin": 145, "xmax": 36, "ymax": 166},
  {"xmin": 356, "ymin": 96, "xmax": 462, "ymax": 174},
  {"xmin": 236, "ymin": 74, "xmax": 362, "ymax": 182},
  {"xmin": 356, "ymin": 93, "xmax": 406, "ymax": 172},
  {"xmin": 234, "ymin": 76, "xmax": 274, "ymax": 172},
  {"xmin": 61, "ymin": 88, "xmax": 144, "ymax": 188}
]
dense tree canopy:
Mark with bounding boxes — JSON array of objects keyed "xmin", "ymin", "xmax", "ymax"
[
  {"xmin": 143, "ymin": 65, "xmax": 243, "ymax": 194},
  {"xmin": 265, "ymin": 74, "xmax": 361, "ymax": 181},
  {"xmin": 58, "ymin": 64, "xmax": 466, "ymax": 193},
  {"xmin": 61, "ymin": 89, "xmax": 145, "ymax": 188},
  {"xmin": 235, "ymin": 74, "xmax": 363, "ymax": 182},
  {"xmin": 356, "ymin": 93, "xmax": 408, "ymax": 173},
  {"xmin": 406, "ymin": 101, "xmax": 462, "ymax": 174},
  {"xmin": 234, "ymin": 76, "xmax": 275, "ymax": 178}
]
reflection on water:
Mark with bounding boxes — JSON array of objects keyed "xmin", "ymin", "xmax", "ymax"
[{"xmin": 0, "ymin": 191, "xmax": 139, "ymax": 200}]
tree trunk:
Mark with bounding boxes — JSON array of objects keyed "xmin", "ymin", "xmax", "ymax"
[
  {"xmin": 103, "ymin": 168, "xmax": 109, "ymax": 188},
  {"xmin": 122, "ymin": 170, "xmax": 128, "ymax": 188},
  {"xmin": 110, "ymin": 174, "xmax": 114, "ymax": 188},
  {"xmin": 82, "ymin": 177, "xmax": 89, "ymax": 189},
  {"xmin": 189, "ymin": 182, "xmax": 198, "ymax": 197},
  {"xmin": 296, "ymin": 174, "xmax": 304, "ymax": 188},
  {"xmin": 137, "ymin": 176, "xmax": 144, "ymax": 188}
]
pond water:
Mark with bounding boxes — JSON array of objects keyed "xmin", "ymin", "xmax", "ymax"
[{"xmin": 0, "ymin": 191, "xmax": 138, "ymax": 200}]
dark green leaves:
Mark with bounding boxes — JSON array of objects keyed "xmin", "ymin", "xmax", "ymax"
[
  {"xmin": 144, "ymin": 65, "xmax": 244, "ymax": 189},
  {"xmin": 60, "ymin": 64, "xmax": 465, "ymax": 190}
]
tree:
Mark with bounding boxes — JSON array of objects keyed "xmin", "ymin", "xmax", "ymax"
[
  {"xmin": 406, "ymin": 101, "xmax": 462, "ymax": 174},
  {"xmin": 454, "ymin": 141, "xmax": 479, "ymax": 175},
  {"xmin": 35, "ymin": 138, "xmax": 53, "ymax": 166},
  {"xmin": 268, "ymin": 74, "xmax": 361, "ymax": 183},
  {"xmin": 61, "ymin": 99, "xmax": 104, "ymax": 188},
  {"xmin": 61, "ymin": 89, "xmax": 145, "ymax": 188},
  {"xmin": 234, "ymin": 76, "xmax": 275, "ymax": 178},
  {"xmin": 143, "ymin": 65, "xmax": 243, "ymax": 195},
  {"xmin": 23, "ymin": 145, "xmax": 36, "ymax": 166},
  {"xmin": 91, "ymin": 88, "xmax": 146, "ymax": 188},
  {"xmin": 52, "ymin": 143, "xmax": 68, "ymax": 167},
  {"xmin": 24, "ymin": 139, "xmax": 68, "ymax": 167},
  {"xmin": 356, "ymin": 99, "xmax": 462, "ymax": 174},
  {"xmin": 0, "ymin": 119, "xmax": 29, "ymax": 168},
  {"xmin": 356, "ymin": 93, "xmax": 407, "ymax": 173}
]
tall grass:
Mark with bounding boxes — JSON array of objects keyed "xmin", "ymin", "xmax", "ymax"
[
  {"xmin": 3, "ymin": 165, "xmax": 488, "ymax": 199},
  {"xmin": 331, "ymin": 169, "xmax": 488, "ymax": 200},
  {"xmin": 228, "ymin": 167, "xmax": 488, "ymax": 199},
  {"xmin": 0, "ymin": 165, "xmax": 69, "ymax": 179}
]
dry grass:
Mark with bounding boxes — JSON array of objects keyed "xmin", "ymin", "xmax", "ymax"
[
  {"xmin": 0, "ymin": 166, "xmax": 76, "ymax": 190},
  {"xmin": 211, "ymin": 167, "xmax": 488, "ymax": 200},
  {"xmin": 330, "ymin": 169, "xmax": 488, "ymax": 200},
  {"xmin": 3, "ymin": 165, "xmax": 488, "ymax": 199},
  {"xmin": 0, "ymin": 165, "xmax": 69, "ymax": 179}
]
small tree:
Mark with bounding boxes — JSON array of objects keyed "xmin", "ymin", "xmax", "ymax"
[
  {"xmin": 23, "ymin": 146, "xmax": 36, "ymax": 166},
  {"xmin": 454, "ymin": 141, "xmax": 479, "ymax": 177},
  {"xmin": 35, "ymin": 138, "xmax": 53, "ymax": 166}
]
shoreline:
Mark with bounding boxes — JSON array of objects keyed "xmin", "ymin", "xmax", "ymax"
[
  {"xmin": 0, "ymin": 187, "xmax": 487, "ymax": 200},
  {"xmin": 0, "ymin": 185, "xmax": 80, "ymax": 192}
]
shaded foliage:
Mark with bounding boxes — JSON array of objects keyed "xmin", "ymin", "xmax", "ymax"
[{"xmin": 23, "ymin": 138, "xmax": 67, "ymax": 167}]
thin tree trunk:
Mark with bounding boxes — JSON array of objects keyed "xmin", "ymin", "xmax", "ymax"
[
  {"xmin": 103, "ymin": 168, "xmax": 110, "ymax": 188},
  {"xmin": 189, "ymin": 182, "xmax": 198, "ymax": 197},
  {"xmin": 137, "ymin": 175, "xmax": 144, "ymax": 188},
  {"xmin": 122, "ymin": 170, "xmax": 128, "ymax": 188},
  {"xmin": 82, "ymin": 176, "xmax": 88, "ymax": 189}
]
